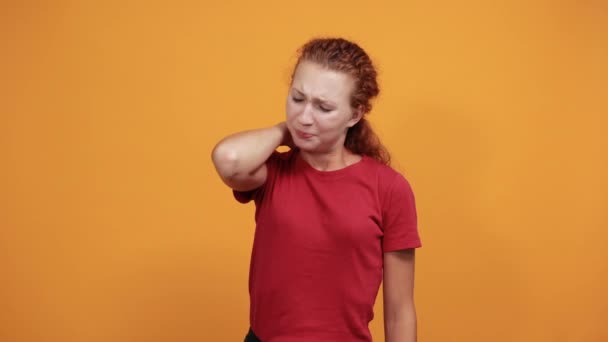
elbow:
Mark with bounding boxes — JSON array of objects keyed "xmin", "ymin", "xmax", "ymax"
[
  {"xmin": 384, "ymin": 304, "xmax": 417, "ymax": 342},
  {"xmin": 384, "ymin": 300, "xmax": 417, "ymax": 326},
  {"xmin": 211, "ymin": 142, "xmax": 240, "ymax": 180}
]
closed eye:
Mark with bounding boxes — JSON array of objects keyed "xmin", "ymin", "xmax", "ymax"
[
  {"xmin": 319, "ymin": 105, "xmax": 332, "ymax": 112},
  {"xmin": 292, "ymin": 96, "xmax": 304, "ymax": 103}
]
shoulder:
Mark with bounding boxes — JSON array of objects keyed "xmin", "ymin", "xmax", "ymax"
[
  {"xmin": 267, "ymin": 148, "xmax": 297, "ymax": 165},
  {"xmin": 364, "ymin": 157, "xmax": 411, "ymax": 185},
  {"xmin": 264, "ymin": 148, "xmax": 300, "ymax": 177},
  {"xmin": 362, "ymin": 157, "xmax": 415, "ymax": 201}
]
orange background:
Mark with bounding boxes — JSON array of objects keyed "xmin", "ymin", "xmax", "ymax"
[{"xmin": 1, "ymin": 1, "xmax": 607, "ymax": 341}]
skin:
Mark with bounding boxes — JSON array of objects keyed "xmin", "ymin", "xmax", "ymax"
[
  {"xmin": 383, "ymin": 249, "xmax": 417, "ymax": 342},
  {"xmin": 211, "ymin": 60, "xmax": 417, "ymax": 342}
]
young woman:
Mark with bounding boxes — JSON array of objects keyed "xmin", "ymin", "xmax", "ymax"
[{"xmin": 212, "ymin": 37, "xmax": 421, "ymax": 342}]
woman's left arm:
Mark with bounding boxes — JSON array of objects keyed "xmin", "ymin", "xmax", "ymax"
[{"xmin": 383, "ymin": 248, "xmax": 417, "ymax": 342}]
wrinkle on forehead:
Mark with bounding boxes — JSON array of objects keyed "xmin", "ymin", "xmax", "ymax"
[{"xmin": 292, "ymin": 61, "xmax": 354, "ymax": 105}]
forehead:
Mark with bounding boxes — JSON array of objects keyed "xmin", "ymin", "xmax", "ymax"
[{"xmin": 291, "ymin": 61, "xmax": 354, "ymax": 102}]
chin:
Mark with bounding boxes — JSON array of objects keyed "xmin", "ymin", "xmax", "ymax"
[{"xmin": 294, "ymin": 140, "xmax": 319, "ymax": 152}]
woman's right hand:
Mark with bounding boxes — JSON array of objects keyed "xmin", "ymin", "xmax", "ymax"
[{"xmin": 278, "ymin": 122, "xmax": 295, "ymax": 148}]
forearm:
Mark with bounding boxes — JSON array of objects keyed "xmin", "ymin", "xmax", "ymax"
[
  {"xmin": 384, "ymin": 306, "xmax": 417, "ymax": 342},
  {"xmin": 212, "ymin": 123, "xmax": 285, "ymax": 178}
]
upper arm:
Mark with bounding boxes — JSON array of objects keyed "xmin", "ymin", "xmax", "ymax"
[
  {"xmin": 211, "ymin": 144, "xmax": 269, "ymax": 192},
  {"xmin": 382, "ymin": 174, "xmax": 421, "ymax": 252},
  {"xmin": 383, "ymin": 249, "xmax": 416, "ymax": 314},
  {"xmin": 220, "ymin": 161, "xmax": 268, "ymax": 192}
]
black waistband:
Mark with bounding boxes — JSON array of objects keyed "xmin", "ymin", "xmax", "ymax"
[{"xmin": 244, "ymin": 328, "xmax": 261, "ymax": 342}]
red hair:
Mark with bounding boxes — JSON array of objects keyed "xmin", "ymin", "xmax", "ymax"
[{"xmin": 292, "ymin": 37, "xmax": 391, "ymax": 165}]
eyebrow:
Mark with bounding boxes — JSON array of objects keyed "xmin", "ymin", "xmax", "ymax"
[{"xmin": 292, "ymin": 87, "xmax": 337, "ymax": 107}]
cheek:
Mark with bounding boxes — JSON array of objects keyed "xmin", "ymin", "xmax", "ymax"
[{"xmin": 317, "ymin": 113, "xmax": 346, "ymax": 131}]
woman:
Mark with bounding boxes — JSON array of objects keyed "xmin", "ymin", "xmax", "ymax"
[{"xmin": 212, "ymin": 38, "xmax": 421, "ymax": 342}]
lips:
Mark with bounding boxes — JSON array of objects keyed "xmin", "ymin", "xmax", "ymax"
[{"xmin": 295, "ymin": 130, "xmax": 314, "ymax": 139}]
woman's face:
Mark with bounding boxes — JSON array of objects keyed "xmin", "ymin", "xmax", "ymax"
[{"xmin": 286, "ymin": 60, "xmax": 361, "ymax": 153}]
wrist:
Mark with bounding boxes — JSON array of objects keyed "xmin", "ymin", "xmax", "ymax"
[{"xmin": 275, "ymin": 122, "xmax": 294, "ymax": 148}]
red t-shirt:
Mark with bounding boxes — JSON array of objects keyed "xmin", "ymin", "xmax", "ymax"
[{"xmin": 234, "ymin": 149, "xmax": 421, "ymax": 342}]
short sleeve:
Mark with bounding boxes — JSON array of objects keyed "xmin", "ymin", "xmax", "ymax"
[
  {"xmin": 381, "ymin": 174, "xmax": 422, "ymax": 252},
  {"xmin": 232, "ymin": 151, "xmax": 281, "ymax": 204},
  {"xmin": 233, "ymin": 188, "xmax": 257, "ymax": 203}
]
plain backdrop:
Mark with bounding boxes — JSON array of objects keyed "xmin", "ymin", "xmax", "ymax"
[{"xmin": 1, "ymin": 1, "xmax": 607, "ymax": 341}]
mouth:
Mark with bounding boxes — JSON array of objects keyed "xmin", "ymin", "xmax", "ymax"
[{"xmin": 295, "ymin": 129, "xmax": 314, "ymax": 139}]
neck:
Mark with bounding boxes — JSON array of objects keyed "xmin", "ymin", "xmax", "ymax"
[{"xmin": 299, "ymin": 147, "xmax": 361, "ymax": 172}]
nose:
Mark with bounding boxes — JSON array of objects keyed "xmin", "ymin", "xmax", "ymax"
[{"xmin": 297, "ymin": 104, "xmax": 314, "ymax": 126}]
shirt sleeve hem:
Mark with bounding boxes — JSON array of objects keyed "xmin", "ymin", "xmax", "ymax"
[{"xmin": 383, "ymin": 241, "xmax": 422, "ymax": 253}]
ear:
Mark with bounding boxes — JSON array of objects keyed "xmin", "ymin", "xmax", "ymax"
[{"xmin": 347, "ymin": 106, "xmax": 364, "ymax": 128}]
